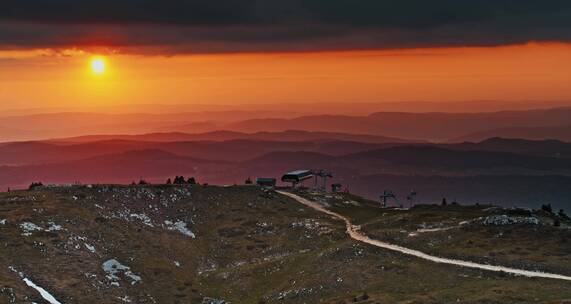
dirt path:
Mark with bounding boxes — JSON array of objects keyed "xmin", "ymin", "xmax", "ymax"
[{"xmin": 278, "ymin": 191, "xmax": 571, "ymax": 281}]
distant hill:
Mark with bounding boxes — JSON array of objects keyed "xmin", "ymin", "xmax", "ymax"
[
  {"xmin": 452, "ymin": 125, "xmax": 571, "ymax": 143},
  {"xmin": 345, "ymin": 174, "xmax": 571, "ymax": 209},
  {"xmin": 3, "ymin": 108, "xmax": 571, "ymax": 142},
  {"xmin": 0, "ymin": 112, "xmax": 194, "ymax": 142},
  {"xmin": 0, "ymin": 111, "xmax": 307, "ymax": 141},
  {"xmin": 242, "ymin": 146, "xmax": 571, "ymax": 177},
  {"xmin": 445, "ymin": 138, "xmax": 571, "ymax": 158},
  {"xmin": 47, "ymin": 131, "xmax": 241, "ymax": 144},
  {"xmin": 3, "ymin": 143, "xmax": 571, "ymax": 208},
  {"xmin": 0, "ymin": 140, "xmax": 155, "ymax": 165},
  {"xmin": 224, "ymin": 108, "xmax": 571, "ymax": 141},
  {"xmin": 341, "ymin": 146, "xmax": 571, "ymax": 172},
  {"xmin": 49, "ymin": 130, "xmax": 413, "ymax": 144},
  {"xmin": 4, "ymin": 140, "xmax": 571, "ymax": 187},
  {"xmin": 0, "ymin": 137, "xmax": 397, "ymax": 166},
  {"xmin": 0, "ymin": 150, "xmax": 231, "ymax": 189}
]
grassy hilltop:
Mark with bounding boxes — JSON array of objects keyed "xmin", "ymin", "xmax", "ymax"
[{"xmin": 0, "ymin": 185, "xmax": 570, "ymax": 303}]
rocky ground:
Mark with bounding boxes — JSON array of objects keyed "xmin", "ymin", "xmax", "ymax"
[
  {"xmin": 1, "ymin": 185, "xmax": 571, "ymax": 303},
  {"xmin": 299, "ymin": 190, "xmax": 571, "ymax": 276}
]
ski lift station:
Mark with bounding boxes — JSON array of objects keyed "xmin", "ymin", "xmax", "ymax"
[{"xmin": 281, "ymin": 170, "xmax": 314, "ymax": 187}]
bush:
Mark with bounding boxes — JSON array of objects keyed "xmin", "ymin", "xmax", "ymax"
[
  {"xmin": 28, "ymin": 182, "xmax": 44, "ymax": 190},
  {"xmin": 541, "ymin": 204, "xmax": 553, "ymax": 213},
  {"xmin": 169, "ymin": 175, "xmax": 198, "ymax": 185}
]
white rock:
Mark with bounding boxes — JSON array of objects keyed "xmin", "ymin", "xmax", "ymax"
[
  {"xmin": 84, "ymin": 243, "xmax": 96, "ymax": 253},
  {"xmin": 483, "ymin": 215, "xmax": 539, "ymax": 226},
  {"xmin": 20, "ymin": 222, "xmax": 42, "ymax": 236},
  {"xmin": 102, "ymin": 259, "xmax": 142, "ymax": 286},
  {"xmin": 164, "ymin": 220, "xmax": 196, "ymax": 238}
]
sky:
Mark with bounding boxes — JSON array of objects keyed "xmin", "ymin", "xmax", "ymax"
[{"xmin": 1, "ymin": 1, "xmax": 571, "ymax": 111}]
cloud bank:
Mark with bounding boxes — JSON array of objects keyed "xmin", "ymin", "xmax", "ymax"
[{"xmin": 2, "ymin": 0, "xmax": 571, "ymax": 53}]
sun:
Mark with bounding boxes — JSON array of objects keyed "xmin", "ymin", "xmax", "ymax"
[{"xmin": 90, "ymin": 57, "xmax": 106, "ymax": 75}]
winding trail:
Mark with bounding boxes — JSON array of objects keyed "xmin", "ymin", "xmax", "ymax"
[{"xmin": 278, "ymin": 191, "xmax": 571, "ymax": 281}]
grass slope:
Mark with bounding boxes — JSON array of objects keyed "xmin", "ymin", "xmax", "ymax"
[{"xmin": 0, "ymin": 186, "xmax": 570, "ymax": 303}]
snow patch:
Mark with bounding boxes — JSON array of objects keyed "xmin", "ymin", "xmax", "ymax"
[
  {"xmin": 102, "ymin": 259, "xmax": 142, "ymax": 286},
  {"xmin": 202, "ymin": 297, "xmax": 231, "ymax": 304},
  {"xmin": 129, "ymin": 213, "xmax": 154, "ymax": 227},
  {"xmin": 20, "ymin": 222, "xmax": 42, "ymax": 236},
  {"xmin": 9, "ymin": 266, "xmax": 62, "ymax": 304},
  {"xmin": 20, "ymin": 221, "xmax": 64, "ymax": 236},
  {"xmin": 23, "ymin": 278, "xmax": 62, "ymax": 304},
  {"xmin": 118, "ymin": 295, "xmax": 132, "ymax": 303},
  {"xmin": 112, "ymin": 208, "xmax": 155, "ymax": 227},
  {"xmin": 46, "ymin": 222, "xmax": 63, "ymax": 231},
  {"xmin": 164, "ymin": 220, "xmax": 195, "ymax": 238},
  {"xmin": 84, "ymin": 243, "xmax": 96, "ymax": 253}
]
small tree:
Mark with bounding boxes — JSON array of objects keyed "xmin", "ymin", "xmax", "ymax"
[
  {"xmin": 28, "ymin": 182, "xmax": 44, "ymax": 190},
  {"xmin": 441, "ymin": 198, "xmax": 447, "ymax": 206},
  {"xmin": 173, "ymin": 176, "xmax": 185, "ymax": 184},
  {"xmin": 559, "ymin": 209, "xmax": 569, "ymax": 219},
  {"xmin": 138, "ymin": 179, "xmax": 149, "ymax": 185},
  {"xmin": 245, "ymin": 177, "xmax": 253, "ymax": 185},
  {"xmin": 541, "ymin": 203, "xmax": 553, "ymax": 213},
  {"xmin": 166, "ymin": 178, "xmax": 172, "ymax": 185},
  {"xmin": 187, "ymin": 177, "xmax": 196, "ymax": 185}
]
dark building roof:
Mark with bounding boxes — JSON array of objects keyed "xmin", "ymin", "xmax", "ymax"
[
  {"xmin": 256, "ymin": 178, "xmax": 277, "ymax": 186},
  {"xmin": 281, "ymin": 170, "xmax": 313, "ymax": 183}
]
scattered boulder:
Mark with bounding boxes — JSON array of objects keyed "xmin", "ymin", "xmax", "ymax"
[
  {"xmin": 482, "ymin": 215, "xmax": 539, "ymax": 226},
  {"xmin": 202, "ymin": 298, "xmax": 230, "ymax": 304},
  {"xmin": 102, "ymin": 259, "xmax": 142, "ymax": 286},
  {"xmin": 353, "ymin": 292, "xmax": 369, "ymax": 302}
]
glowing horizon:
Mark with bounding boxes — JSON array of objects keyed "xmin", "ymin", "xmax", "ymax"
[{"xmin": 1, "ymin": 43, "xmax": 571, "ymax": 111}]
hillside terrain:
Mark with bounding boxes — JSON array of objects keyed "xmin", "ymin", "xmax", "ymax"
[
  {"xmin": 2, "ymin": 136, "xmax": 571, "ymax": 209},
  {"xmin": 1, "ymin": 185, "xmax": 571, "ymax": 303},
  {"xmin": 454, "ymin": 125, "xmax": 571, "ymax": 143},
  {"xmin": 3, "ymin": 107, "xmax": 571, "ymax": 142},
  {"xmin": 225, "ymin": 108, "xmax": 571, "ymax": 142}
]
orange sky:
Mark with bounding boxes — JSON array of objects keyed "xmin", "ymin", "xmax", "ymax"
[{"xmin": 1, "ymin": 43, "xmax": 570, "ymax": 111}]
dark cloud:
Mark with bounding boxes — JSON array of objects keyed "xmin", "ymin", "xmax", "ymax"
[{"xmin": 1, "ymin": 1, "xmax": 571, "ymax": 53}]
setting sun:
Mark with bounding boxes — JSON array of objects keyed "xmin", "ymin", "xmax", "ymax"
[{"xmin": 90, "ymin": 57, "xmax": 106, "ymax": 74}]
